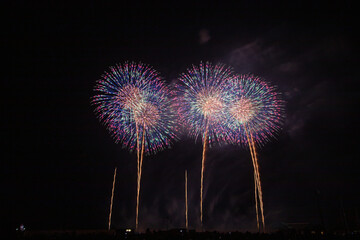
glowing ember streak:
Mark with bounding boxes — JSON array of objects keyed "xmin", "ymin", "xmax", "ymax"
[
  {"xmin": 135, "ymin": 127, "xmax": 146, "ymax": 231},
  {"xmin": 246, "ymin": 126, "xmax": 264, "ymax": 232},
  {"xmin": 185, "ymin": 170, "xmax": 188, "ymax": 230},
  {"xmin": 250, "ymin": 132, "xmax": 265, "ymax": 232},
  {"xmin": 175, "ymin": 62, "xmax": 235, "ymax": 227},
  {"xmin": 92, "ymin": 62, "xmax": 178, "ymax": 231},
  {"xmin": 108, "ymin": 167, "xmax": 117, "ymax": 230},
  {"xmin": 254, "ymin": 172, "xmax": 259, "ymax": 231},
  {"xmin": 200, "ymin": 126, "xmax": 208, "ymax": 227}
]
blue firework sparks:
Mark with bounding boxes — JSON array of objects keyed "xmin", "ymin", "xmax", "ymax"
[
  {"xmin": 174, "ymin": 62, "xmax": 235, "ymax": 146},
  {"xmin": 227, "ymin": 74, "xmax": 285, "ymax": 147},
  {"xmin": 92, "ymin": 62, "xmax": 177, "ymax": 155}
]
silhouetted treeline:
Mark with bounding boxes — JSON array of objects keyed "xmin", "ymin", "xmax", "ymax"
[{"xmin": 16, "ymin": 229, "xmax": 360, "ymax": 240}]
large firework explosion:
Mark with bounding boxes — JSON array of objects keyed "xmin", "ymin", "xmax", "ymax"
[
  {"xmin": 227, "ymin": 74, "xmax": 284, "ymax": 232},
  {"xmin": 175, "ymin": 62, "xmax": 236, "ymax": 227},
  {"xmin": 227, "ymin": 74, "xmax": 284, "ymax": 147},
  {"xmin": 92, "ymin": 62, "xmax": 177, "ymax": 231}
]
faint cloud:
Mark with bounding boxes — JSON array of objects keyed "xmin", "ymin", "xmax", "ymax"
[
  {"xmin": 199, "ymin": 29, "xmax": 211, "ymax": 44},
  {"xmin": 284, "ymin": 81, "xmax": 329, "ymax": 138},
  {"xmin": 278, "ymin": 62, "xmax": 299, "ymax": 73},
  {"xmin": 228, "ymin": 40, "xmax": 277, "ymax": 72}
]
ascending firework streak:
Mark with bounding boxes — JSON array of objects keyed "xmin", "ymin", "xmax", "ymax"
[
  {"xmin": 135, "ymin": 127, "xmax": 145, "ymax": 231},
  {"xmin": 200, "ymin": 127, "xmax": 208, "ymax": 226},
  {"xmin": 227, "ymin": 74, "xmax": 284, "ymax": 232},
  {"xmin": 246, "ymin": 127, "xmax": 263, "ymax": 231},
  {"xmin": 92, "ymin": 62, "xmax": 177, "ymax": 231},
  {"xmin": 185, "ymin": 170, "xmax": 188, "ymax": 230},
  {"xmin": 175, "ymin": 62, "xmax": 234, "ymax": 227},
  {"xmin": 108, "ymin": 167, "xmax": 117, "ymax": 230}
]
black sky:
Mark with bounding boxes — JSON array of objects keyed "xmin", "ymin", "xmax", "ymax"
[{"xmin": 7, "ymin": 0, "xmax": 359, "ymax": 232}]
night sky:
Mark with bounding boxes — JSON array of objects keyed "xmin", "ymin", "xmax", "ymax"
[{"xmin": 7, "ymin": 1, "xmax": 359, "ymax": 232}]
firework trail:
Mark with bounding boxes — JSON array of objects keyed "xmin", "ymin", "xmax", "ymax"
[
  {"xmin": 200, "ymin": 127, "xmax": 208, "ymax": 226},
  {"xmin": 185, "ymin": 170, "xmax": 188, "ymax": 230},
  {"xmin": 246, "ymin": 128, "xmax": 264, "ymax": 231},
  {"xmin": 227, "ymin": 74, "xmax": 284, "ymax": 232},
  {"xmin": 108, "ymin": 167, "xmax": 117, "ymax": 230},
  {"xmin": 92, "ymin": 62, "xmax": 177, "ymax": 231},
  {"xmin": 175, "ymin": 62, "xmax": 235, "ymax": 227}
]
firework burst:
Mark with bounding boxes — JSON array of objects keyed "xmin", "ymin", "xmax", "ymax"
[
  {"xmin": 175, "ymin": 62, "xmax": 235, "ymax": 227},
  {"xmin": 227, "ymin": 74, "xmax": 284, "ymax": 232},
  {"xmin": 92, "ymin": 62, "xmax": 177, "ymax": 231},
  {"xmin": 227, "ymin": 74, "xmax": 284, "ymax": 147},
  {"xmin": 175, "ymin": 62, "xmax": 234, "ymax": 145},
  {"xmin": 93, "ymin": 63, "xmax": 177, "ymax": 155}
]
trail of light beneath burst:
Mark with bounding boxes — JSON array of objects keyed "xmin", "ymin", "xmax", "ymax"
[
  {"xmin": 136, "ymin": 123, "xmax": 140, "ymax": 173},
  {"xmin": 135, "ymin": 122, "xmax": 141, "ymax": 230},
  {"xmin": 135, "ymin": 127, "xmax": 146, "ymax": 231},
  {"xmin": 245, "ymin": 126, "xmax": 260, "ymax": 231},
  {"xmin": 108, "ymin": 167, "xmax": 117, "ymax": 230},
  {"xmin": 250, "ymin": 132, "xmax": 265, "ymax": 232},
  {"xmin": 200, "ymin": 126, "xmax": 209, "ymax": 227},
  {"xmin": 245, "ymin": 126, "xmax": 265, "ymax": 232},
  {"xmin": 185, "ymin": 170, "xmax": 188, "ymax": 230},
  {"xmin": 254, "ymin": 172, "xmax": 259, "ymax": 231}
]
